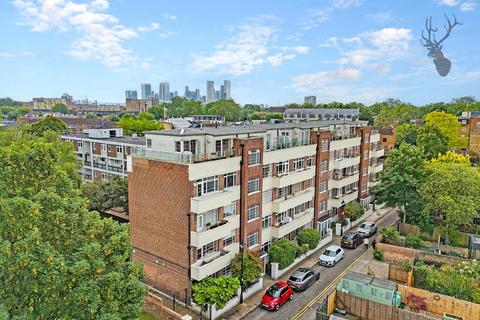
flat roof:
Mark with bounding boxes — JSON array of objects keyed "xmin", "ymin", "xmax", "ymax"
[
  {"xmin": 62, "ymin": 133, "xmax": 146, "ymax": 146},
  {"xmin": 344, "ymin": 271, "xmax": 397, "ymax": 291},
  {"xmin": 145, "ymin": 120, "xmax": 367, "ymax": 137}
]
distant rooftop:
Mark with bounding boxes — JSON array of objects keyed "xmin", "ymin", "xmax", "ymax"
[
  {"xmin": 62, "ymin": 132, "xmax": 146, "ymax": 146},
  {"xmin": 285, "ymin": 108, "xmax": 360, "ymax": 116}
]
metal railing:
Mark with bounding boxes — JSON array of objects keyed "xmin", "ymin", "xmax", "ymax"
[
  {"xmin": 265, "ymin": 137, "xmax": 314, "ymax": 152},
  {"xmin": 133, "ymin": 148, "xmax": 239, "ymax": 164},
  {"xmin": 93, "ymin": 163, "xmax": 106, "ymax": 169}
]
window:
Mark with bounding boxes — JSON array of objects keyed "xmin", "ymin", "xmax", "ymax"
[
  {"xmin": 101, "ymin": 144, "xmax": 107, "ymax": 151},
  {"xmin": 224, "ymin": 172, "xmax": 237, "ymax": 188},
  {"xmin": 248, "ymin": 149, "xmax": 260, "ymax": 165},
  {"xmin": 261, "ymin": 241, "xmax": 271, "ymax": 253},
  {"xmin": 320, "ymin": 181, "xmax": 327, "ymax": 192},
  {"xmin": 321, "ymin": 160, "xmax": 328, "ymax": 172},
  {"xmin": 320, "ymin": 200, "xmax": 327, "ymax": 213},
  {"xmin": 263, "ymin": 165, "xmax": 271, "ymax": 177},
  {"xmin": 344, "ymin": 282, "xmax": 349, "ymax": 289},
  {"xmin": 262, "ymin": 215, "xmax": 272, "ymax": 229},
  {"xmin": 116, "ymin": 146, "xmax": 123, "ymax": 153},
  {"xmin": 223, "ymin": 233, "xmax": 235, "ymax": 247},
  {"xmin": 362, "ymin": 181, "xmax": 367, "ymax": 192},
  {"xmin": 356, "ymin": 284, "xmax": 362, "ymax": 292},
  {"xmin": 102, "ymin": 173, "xmax": 108, "ymax": 181},
  {"xmin": 382, "ymin": 138, "xmax": 387, "ymax": 142},
  {"xmin": 175, "ymin": 141, "xmax": 181, "ymax": 152},
  {"xmin": 276, "ymin": 161, "xmax": 289, "ymax": 175},
  {"xmin": 108, "ymin": 145, "xmax": 111, "ymax": 152},
  {"xmin": 247, "ymin": 177, "xmax": 260, "ymax": 194},
  {"xmin": 196, "ymin": 176, "xmax": 219, "ymax": 197},
  {"xmin": 263, "ymin": 190, "xmax": 272, "ymax": 203},
  {"xmin": 197, "ymin": 241, "xmax": 218, "ymax": 260},
  {"xmin": 247, "ymin": 232, "xmax": 259, "ymax": 248},
  {"xmin": 147, "ymin": 139, "xmax": 152, "ymax": 149},
  {"xmin": 385, "ymin": 292, "xmax": 392, "ymax": 300},
  {"xmin": 321, "ymin": 139, "xmax": 329, "ymax": 151},
  {"xmin": 77, "ymin": 141, "xmax": 83, "ymax": 148},
  {"xmin": 293, "ymin": 158, "xmax": 305, "ymax": 171},
  {"xmin": 307, "ymin": 156, "xmax": 314, "ymax": 167},
  {"xmin": 247, "ymin": 204, "xmax": 260, "ymax": 221},
  {"xmin": 224, "ymin": 202, "xmax": 237, "ymax": 216},
  {"xmin": 196, "ymin": 209, "xmax": 218, "ymax": 231},
  {"xmin": 363, "ymin": 167, "xmax": 368, "ymax": 176},
  {"xmin": 371, "ymin": 288, "xmax": 377, "ymax": 296}
]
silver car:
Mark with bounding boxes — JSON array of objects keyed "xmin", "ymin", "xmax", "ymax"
[
  {"xmin": 357, "ymin": 222, "xmax": 377, "ymax": 237},
  {"xmin": 287, "ymin": 267, "xmax": 320, "ymax": 291}
]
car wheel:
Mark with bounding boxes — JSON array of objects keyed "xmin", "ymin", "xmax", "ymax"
[
  {"xmin": 316, "ymin": 273, "xmax": 320, "ymax": 281},
  {"xmin": 275, "ymin": 304, "xmax": 280, "ymax": 311}
]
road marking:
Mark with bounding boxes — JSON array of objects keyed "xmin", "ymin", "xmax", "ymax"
[{"xmin": 290, "ymin": 208, "xmax": 397, "ymax": 320}]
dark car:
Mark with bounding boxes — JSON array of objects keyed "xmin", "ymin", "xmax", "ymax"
[
  {"xmin": 287, "ymin": 267, "xmax": 320, "ymax": 291},
  {"xmin": 341, "ymin": 233, "xmax": 363, "ymax": 249},
  {"xmin": 260, "ymin": 282, "xmax": 293, "ymax": 311}
]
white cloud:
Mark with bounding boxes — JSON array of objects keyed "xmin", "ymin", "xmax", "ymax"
[
  {"xmin": 366, "ymin": 11, "xmax": 394, "ymax": 24},
  {"xmin": 12, "ymin": 0, "xmax": 146, "ymax": 67},
  {"xmin": 137, "ymin": 22, "xmax": 160, "ymax": 33},
  {"xmin": 300, "ymin": 0, "xmax": 364, "ymax": 30},
  {"xmin": 159, "ymin": 31, "xmax": 176, "ymax": 38},
  {"xmin": 161, "ymin": 13, "xmax": 177, "ymax": 20},
  {"xmin": 292, "ymin": 68, "xmax": 362, "ymax": 91},
  {"xmin": 466, "ymin": 70, "xmax": 480, "ymax": 78},
  {"xmin": 375, "ymin": 63, "xmax": 390, "ymax": 75},
  {"xmin": 319, "ymin": 37, "xmax": 338, "ymax": 48},
  {"xmin": 330, "ymin": 0, "xmax": 364, "ymax": 9},
  {"xmin": 437, "ymin": 0, "xmax": 460, "ymax": 6},
  {"xmin": 437, "ymin": 0, "xmax": 476, "ymax": 11},
  {"xmin": 0, "ymin": 52, "xmax": 15, "ymax": 58},
  {"xmin": 460, "ymin": 1, "xmax": 476, "ymax": 11},
  {"xmin": 192, "ymin": 18, "xmax": 306, "ymax": 75}
]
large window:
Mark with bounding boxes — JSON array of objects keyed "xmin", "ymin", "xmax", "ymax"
[
  {"xmin": 320, "ymin": 181, "xmax": 327, "ymax": 192},
  {"xmin": 321, "ymin": 139, "xmax": 329, "ymax": 151},
  {"xmin": 320, "ymin": 200, "xmax": 327, "ymax": 213},
  {"xmin": 262, "ymin": 214, "xmax": 272, "ymax": 229},
  {"xmin": 293, "ymin": 158, "xmax": 305, "ymax": 171},
  {"xmin": 116, "ymin": 145, "xmax": 123, "ymax": 153},
  {"xmin": 247, "ymin": 177, "xmax": 260, "ymax": 194},
  {"xmin": 321, "ymin": 160, "xmax": 328, "ymax": 172},
  {"xmin": 263, "ymin": 165, "xmax": 271, "ymax": 177},
  {"xmin": 224, "ymin": 202, "xmax": 237, "ymax": 217},
  {"xmin": 197, "ymin": 241, "xmax": 218, "ymax": 260},
  {"xmin": 224, "ymin": 172, "xmax": 237, "ymax": 188},
  {"xmin": 248, "ymin": 149, "xmax": 261, "ymax": 165},
  {"xmin": 196, "ymin": 209, "xmax": 218, "ymax": 231},
  {"xmin": 247, "ymin": 232, "xmax": 259, "ymax": 248},
  {"xmin": 175, "ymin": 141, "xmax": 181, "ymax": 152},
  {"xmin": 247, "ymin": 204, "xmax": 260, "ymax": 221},
  {"xmin": 196, "ymin": 176, "xmax": 219, "ymax": 197},
  {"xmin": 276, "ymin": 161, "xmax": 289, "ymax": 175},
  {"xmin": 262, "ymin": 189, "xmax": 272, "ymax": 203}
]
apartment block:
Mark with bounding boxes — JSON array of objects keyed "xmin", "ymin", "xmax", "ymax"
[
  {"xmin": 459, "ymin": 111, "xmax": 480, "ymax": 154},
  {"xmin": 284, "ymin": 108, "xmax": 360, "ymax": 122},
  {"xmin": 127, "ymin": 121, "xmax": 383, "ymax": 302},
  {"xmin": 62, "ymin": 128, "xmax": 145, "ymax": 182}
]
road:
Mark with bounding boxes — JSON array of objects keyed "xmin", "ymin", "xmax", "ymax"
[{"xmin": 244, "ymin": 208, "xmax": 398, "ymax": 320}]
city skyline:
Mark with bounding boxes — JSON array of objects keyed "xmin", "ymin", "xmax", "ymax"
[{"xmin": 0, "ymin": 1, "xmax": 479, "ymax": 105}]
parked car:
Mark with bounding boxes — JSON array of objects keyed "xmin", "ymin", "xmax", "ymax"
[
  {"xmin": 357, "ymin": 222, "xmax": 377, "ymax": 237},
  {"xmin": 260, "ymin": 282, "xmax": 293, "ymax": 311},
  {"xmin": 319, "ymin": 245, "xmax": 344, "ymax": 267},
  {"xmin": 287, "ymin": 267, "xmax": 320, "ymax": 291},
  {"xmin": 341, "ymin": 233, "xmax": 363, "ymax": 249}
]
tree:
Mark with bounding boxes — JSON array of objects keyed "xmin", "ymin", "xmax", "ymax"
[
  {"xmin": 81, "ymin": 176, "xmax": 129, "ymax": 213},
  {"xmin": 118, "ymin": 116, "xmax": 162, "ymax": 134},
  {"xmin": 430, "ymin": 150, "xmax": 471, "ymax": 166},
  {"xmin": 380, "ymin": 227, "xmax": 400, "ymax": 244},
  {"xmin": 372, "ymin": 144, "xmax": 426, "ymax": 224},
  {"xmin": 147, "ymin": 105, "xmax": 166, "ymax": 120},
  {"xmin": 85, "ymin": 113, "xmax": 97, "ymax": 119},
  {"xmin": 26, "ymin": 116, "xmax": 67, "ymax": 136},
  {"xmin": 205, "ymin": 100, "xmax": 242, "ymax": 122},
  {"xmin": 192, "ymin": 276, "xmax": 240, "ymax": 311},
  {"xmin": 268, "ymin": 239, "xmax": 297, "ymax": 269},
  {"xmin": 424, "ymin": 111, "xmax": 467, "ymax": 148},
  {"xmin": 344, "ymin": 201, "xmax": 365, "ymax": 221},
  {"xmin": 420, "ymin": 155, "xmax": 480, "ymax": 242},
  {"xmin": 396, "ymin": 123, "xmax": 419, "ymax": 146},
  {"xmin": 0, "ymin": 137, "xmax": 146, "ymax": 319},
  {"xmin": 417, "ymin": 124, "xmax": 449, "ymax": 159},
  {"xmin": 231, "ymin": 251, "xmax": 262, "ymax": 287},
  {"xmin": 296, "ymin": 228, "xmax": 321, "ymax": 250},
  {"xmin": 51, "ymin": 103, "xmax": 69, "ymax": 114},
  {"xmin": 265, "ymin": 113, "xmax": 283, "ymax": 121}
]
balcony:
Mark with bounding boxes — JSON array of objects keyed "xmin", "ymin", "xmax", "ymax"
[
  {"xmin": 191, "ymin": 242, "xmax": 239, "ymax": 281},
  {"xmin": 370, "ymin": 149, "xmax": 385, "ymax": 158},
  {"xmin": 329, "ymin": 156, "xmax": 360, "ymax": 170},
  {"xmin": 329, "ymin": 136, "xmax": 361, "ymax": 151},
  {"xmin": 191, "ymin": 186, "xmax": 240, "ymax": 214},
  {"xmin": 108, "ymin": 165, "xmax": 123, "ymax": 173},
  {"xmin": 329, "ymin": 173, "xmax": 359, "ymax": 189},
  {"xmin": 272, "ymin": 187, "xmax": 314, "ymax": 213},
  {"xmin": 329, "ymin": 191, "xmax": 358, "ymax": 208},
  {"xmin": 271, "ymin": 166, "xmax": 315, "ymax": 189},
  {"xmin": 272, "ymin": 209, "xmax": 314, "ymax": 238},
  {"xmin": 264, "ymin": 137, "xmax": 314, "ymax": 152},
  {"xmin": 370, "ymin": 133, "xmax": 380, "ymax": 143},
  {"xmin": 191, "ymin": 214, "xmax": 239, "ymax": 248},
  {"xmin": 263, "ymin": 144, "xmax": 316, "ymax": 165},
  {"xmin": 93, "ymin": 162, "xmax": 106, "ymax": 170},
  {"xmin": 370, "ymin": 163, "xmax": 384, "ymax": 173},
  {"xmin": 84, "ymin": 160, "xmax": 91, "ymax": 166},
  {"xmin": 133, "ymin": 148, "xmax": 240, "ymax": 164}
]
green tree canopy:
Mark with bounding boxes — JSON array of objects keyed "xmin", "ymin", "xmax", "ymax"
[
  {"xmin": 396, "ymin": 123, "xmax": 420, "ymax": 146},
  {"xmin": 26, "ymin": 116, "xmax": 67, "ymax": 137},
  {"xmin": 205, "ymin": 100, "xmax": 242, "ymax": 122},
  {"xmin": 231, "ymin": 251, "xmax": 262, "ymax": 287},
  {"xmin": 425, "ymin": 111, "xmax": 467, "ymax": 149},
  {"xmin": 268, "ymin": 239, "xmax": 297, "ymax": 269},
  {"xmin": 51, "ymin": 103, "xmax": 69, "ymax": 114},
  {"xmin": 81, "ymin": 176, "xmax": 129, "ymax": 213},
  {"xmin": 296, "ymin": 228, "xmax": 321, "ymax": 250},
  {"xmin": 118, "ymin": 116, "xmax": 162, "ymax": 134},
  {"xmin": 344, "ymin": 201, "xmax": 365, "ymax": 221},
  {"xmin": 0, "ymin": 136, "xmax": 146, "ymax": 319},
  {"xmin": 192, "ymin": 276, "xmax": 240, "ymax": 311},
  {"xmin": 417, "ymin": 124, "xmax": 449, "ymax": 159}
]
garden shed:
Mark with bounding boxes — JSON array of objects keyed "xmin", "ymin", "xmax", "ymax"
[{"xmin": 336, "ymin": 272, "xmax": 401, "ymax": 307}]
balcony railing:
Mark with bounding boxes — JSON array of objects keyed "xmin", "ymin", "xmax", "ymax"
[
  {"xmin": 84, "ymin": 160, "xmax": 91, "ymax": 166},
  {"xmin": 265, "ymin": 137, "xmax": 314, "ymax": 152},
  {"xmin": 107, "ymin": 165, "xmax": 123, "ymax": 173},
  {"xmin": 133, "ymin": 148, "xmax": 239, "ymax": 164},
  {"xmin": 93, "ymin": 163, "xmax": 106, "ymax": 169},
  {"xmin": 330, "ymin": 133, "xmax": 360, "ymax": 141}
]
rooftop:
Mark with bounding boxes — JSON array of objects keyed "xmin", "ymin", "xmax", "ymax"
[
  {"xmin": 343, "ymin": 271, "xmax": 397, "ymax": 291},
  {"xmin": 62, "ymin": 133, "xmax": 146, "ymax": 146}
]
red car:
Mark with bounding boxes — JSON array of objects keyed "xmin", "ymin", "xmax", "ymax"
[{"xmin": 260, "ymin": 282, "xmax": 293, "ymax": 311}]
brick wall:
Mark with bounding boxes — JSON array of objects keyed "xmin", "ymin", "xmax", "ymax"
[
  {"xmin": 129, "ymin": 158, "xmax": 192, "ymax": 301},
  {"xmin": 376, "ymin": 242, "xmax": 416, "ymax": 262},
  {"xmin": 144, "ymin": 293, "xmax": 184, "ymax": 320},
  {"xmin": 357, "ymin": 126, "xmax": 372, "ymax": 200},
  {"xmin": 312, "ymin": 130, "xmax": 331, "ymax": 222}
]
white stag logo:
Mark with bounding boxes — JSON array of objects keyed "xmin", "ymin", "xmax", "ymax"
[{"xmin": 421, "ymin": 14, "xmax": 462, "ymax": 77}]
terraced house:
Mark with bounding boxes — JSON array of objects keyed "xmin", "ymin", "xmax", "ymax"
[{"xmin": 127, "ymin": 121, "xmax": 384, "ymax": 302}]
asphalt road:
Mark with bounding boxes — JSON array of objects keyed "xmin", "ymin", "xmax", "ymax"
[{"xmin": 244, "ymin": 208, "xmax": 399, "ymax": 320}]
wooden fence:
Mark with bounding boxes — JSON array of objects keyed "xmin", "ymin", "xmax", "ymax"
[
  {"xmin": 388, "ymin": 263, "xmax": 414, "ymax": 286},
  {"xmin": 397, "ymin": 285, "xmax": 480, "ymax": 320},
  {"xmin": 335, "ymin": 291, "xmax": 438, "ymax": 320}
]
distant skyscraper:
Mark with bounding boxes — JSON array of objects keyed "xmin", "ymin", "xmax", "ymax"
[
  {"xmin": 215, "ymin": 90, "xmax": 221, "ymax": 101},
  {"xmin": 195, "ymin": 89, "xmax": 201, "ymax": 101},
  {"xmin": 125, "ymin": 90, "xmax": 137, "ymax": 100},
  {"xmin": 220, "ymin": 85, "xmax": 225, "ymax": 100},
  {"xmin": 159, "ymin": 82, "xmax": 170, "ymax": 102},
  {"xmin": 141, "ymin": 83, "xmax": 152, "ymax": 99},
  {"xmin": 224, "ymin": 80, "xmax": 231, "ymax": 100},
  {"xmin": 304, "ymin": 96, "xmax": 317, "ymax": 105},
  {"xmin": 206, "ymin": 81, "xmax": 215, "ymax": 103}
]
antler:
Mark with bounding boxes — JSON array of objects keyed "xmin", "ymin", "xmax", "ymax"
[
  {"xmin": 420, "ymin": 17, "xmax": 438, "ymax": 50},
  {"xmin": 433, "ymin": 14, "xmax": 462, "ymax": 47}
]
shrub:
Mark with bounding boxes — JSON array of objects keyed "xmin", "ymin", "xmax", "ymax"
[
  {"xmin": 232, "ymin": 251, "xmax": 262, "ymax": 287},
  {"xmin": 344, "ymin": 201, "xmax": 365, "ymax": 221},
  {"xmin": 297, "ymin": 228, "xmax": 321, "ymax": 250},
  {"xmin": 373, "ymin": 249, "xmax": 384, "ymax": 261},
  {"xmin": 268, "ymin": 239, "xmax": 297, "ymax": 269},
  {"xmin": 405, "ymin": 235, "xmax": 423, "ymax": 249},
  {"xmin": 192, "ymin": 276, "xmax": 240, "ymax": 311},
  {"xmin": 296, "ymin": 243, "xmax": 309, "ymax": 257},
  {"xmin": 380, "ymin": 227, "xmax": 400, "ymax": 244}
]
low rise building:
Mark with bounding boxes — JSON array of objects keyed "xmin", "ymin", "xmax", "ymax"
[
  {"xmin": 62, "ymin": 128, "xmax": 145, "ymax": 181},
  {"xmin": 459, "ymin": 111, "xmax": 480, "ymax": 154},
  {"xmin": 126, "ymin": 97, "xmax": 159, "ymax": 113},
  {"xmin": 378, "ymin": 127, "xmax": 396, "ymax": 154},
  {"xmin": 284, "ymin": 108, "xmax": 360, "ymax": 122},
  {"xmin": 20, "ymin": 116, "xmax": 118, "ymax": 133},
  {"xmin": 127, "ymin": 121, "xmax": 384, "ymax": 302}
]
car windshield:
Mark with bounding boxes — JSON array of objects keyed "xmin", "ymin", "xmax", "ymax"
[
  {"xmin": 344, "ymin": 234, "xmax": 354, "ymax": 240},
  {"xmin": 265, "ymin": 285, "xmax": 282, "ymax": 298},
  {"xmin": 360, "ymin": 223, "xmax": 372, "ymax": 229},
  {"xmin": 289, "ymin": 276, "xmax": 302, "ymax": 282},
  {"xmin": 323, "ymin": 249, "xmax": 336, "ymax": 257}
]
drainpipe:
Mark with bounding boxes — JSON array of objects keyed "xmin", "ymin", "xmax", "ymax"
[
  {"xmin": 314, "ymin": 131, "xmax": 320, "ymax": 230},
  {"xmin": 187, "ymin": 212, "xmax": 192, "ymax": 305},
  {"xmin": 239, "ymin": 142, "xmax": 245, "ymax": 304}
]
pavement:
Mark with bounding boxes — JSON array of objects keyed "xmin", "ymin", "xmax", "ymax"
[{"xmin": 220, "ymin": 206, "xmax": 398, "ymax": 320}]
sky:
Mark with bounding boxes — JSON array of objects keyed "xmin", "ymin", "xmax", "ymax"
[{"xmin": 0, "ymin": 0, "xmax": 479, "ymax": 106}]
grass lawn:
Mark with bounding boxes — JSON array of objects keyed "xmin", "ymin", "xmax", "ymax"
[{"xmin": 138, "ymin": 312, "xmax": 156, "ymax": 320}]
